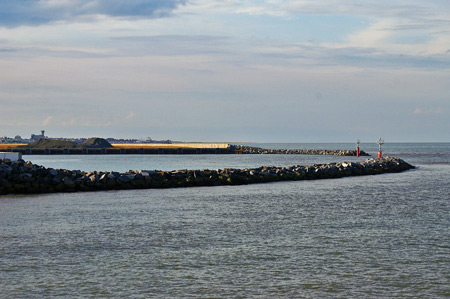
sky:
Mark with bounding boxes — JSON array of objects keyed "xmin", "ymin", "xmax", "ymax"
[{"xmin": 0, "ymin": 0, "xmax": 449, "ymax": 142}]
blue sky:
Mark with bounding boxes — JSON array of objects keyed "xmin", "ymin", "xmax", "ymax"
[{"xmin": 0, "ymin": 0, "xmax": 449, "ymax": 142}]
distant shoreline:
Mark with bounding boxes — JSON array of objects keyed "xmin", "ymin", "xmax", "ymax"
[{"xmin": 0, "ymin": 143, "xmax": 368, "ymax": 156}]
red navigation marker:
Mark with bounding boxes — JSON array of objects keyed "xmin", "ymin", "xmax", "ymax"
[
  {"xmin": 356, "ymin": 139, "xmax": 361, "ymax": 157},
  {"xmin": 377, "ymin": 138, "xmax": 384, "ymax": 158}
]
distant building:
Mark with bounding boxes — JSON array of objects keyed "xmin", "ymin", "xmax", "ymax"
[
  {"xmin": 1, "ymin": 135, "xmax": 30, "ymax": 144},
  {"xmin": 31, "ymin": 130, "xmax": 46, "ymax": 141}
]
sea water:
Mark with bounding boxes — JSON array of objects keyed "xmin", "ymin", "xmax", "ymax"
[{"xmin": 1, "ymin": 143, "xmax": 449, "ymax": 297}]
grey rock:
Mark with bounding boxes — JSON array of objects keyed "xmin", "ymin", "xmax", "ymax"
[
  {"xmin": 117, "ymin": 175, "xmax": 131, "ymax": 183},
  {"xmin": 48, "ymin": 169, "xmax": 58, "ymax": 176},
  {"xmin": 63, "ymin": 177, "xmax": 76, "ymax": 188}
]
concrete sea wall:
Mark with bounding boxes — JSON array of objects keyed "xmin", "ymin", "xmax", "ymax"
[
  {"xmin": 1, "ymin": 143, "xmax": 367, "ymax": 156},
  {"xmin": 1, "ymin": 157, "xmax": 414, "ymax": 195},
  {"xmin": 3, "ymin": 147, "xmax": 232, "ymax": 155}
]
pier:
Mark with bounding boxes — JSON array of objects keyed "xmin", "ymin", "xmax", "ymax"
[
  {"xmin": 0, "ymin": 143, "xmax": 367, "ymax": 156},
  {"xmin": 0, "ymin": 143, "xmax": 233, "ymax": 155}
]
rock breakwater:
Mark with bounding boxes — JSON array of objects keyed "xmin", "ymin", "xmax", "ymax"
[
  {"xmin": 0, "ymin": 157, "xmax": 414, "ymax": 195},
  {"xmin": 231, "ymin": 145, "xmax": 370, "ymax": 156}
]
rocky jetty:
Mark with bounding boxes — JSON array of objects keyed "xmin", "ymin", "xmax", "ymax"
[
  {"xmin": 231, "ymin": 145, "xmax": 370, "ymax": 156},
  {"xmin": 1, "ymin": 157, "xmax": 414, "ymax": 195}
]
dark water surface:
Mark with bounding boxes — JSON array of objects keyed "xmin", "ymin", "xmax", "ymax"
[{"xmin": 1, "ymin": 143, "xmax": 449, "ymax": 298}]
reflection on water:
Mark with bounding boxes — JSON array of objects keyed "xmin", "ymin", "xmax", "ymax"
[
  {"xmin": 1, "ymin": 143, "xmax": 449, "ymax": 297},
  {"xmin": 23, "ymin": 143, "xmax": 450, "ymax": 172}
]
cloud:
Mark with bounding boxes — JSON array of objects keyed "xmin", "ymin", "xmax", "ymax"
[
  {"xmin": 0, "ymin": 48, "xmax": 16, "ymax": 53},
  {"xmin": 126, "ymin": 111, "xmax": 135, "ymax": 121},
  {"xmin": 413, "ymin": 107, "xmax": 445, "ymax": 115},
  {"xmin": 183, "ymin": 0, "xmax": 450, "ymax": 21},
  {"xmin": 112, "ymin": 35, "xmax": 231, "ymax": 56},
  {"xmin": 0, "ymin": 0, "xmax": 186, "ymax": 27},
  {"xmin": 181, "ymin": 1, "xmax": 450, "ymax": 55},
  {"xmin": 413, "ymin": 107, "xmax": 422, "ymax": 115},
  {"xmin": 1, "ymin": 0, "xmax": 449, "ymax": 142},
  {"xmin": 42, "ymin": 115, "xmax": 53, "ymax": 125},
  {"xmin": 254, "ymin": 43, "xmax": 450, "ymax": 70},
  {"xmin": 61, "ymin": 117, "xmax": 114, "ymax": 127},
  {"xmin": 61, "ymin": 118, "xmax": 76, "ymax": 127}
]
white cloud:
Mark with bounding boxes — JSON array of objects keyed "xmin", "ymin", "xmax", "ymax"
[
  {"xmin": 126, "ymin": 111, "xmax": 135, "ymax": 121},
  {"xmin": 61, "ymin": 118, "xmax": 76, "ymax": 126},
  {"xmin": 42, "ymin": 116, "xmax": 53, "ymax": 125},
  {"xmin": 413, "ymin": 107, "xmax": 423, "ymax": 115},
  {"xmin": 413, "ymin": 107, "xmax": 445, "ymax": 115},
  {"xmin": 0, "ymin": 0, "xmax": 449, "ymax": 141}
]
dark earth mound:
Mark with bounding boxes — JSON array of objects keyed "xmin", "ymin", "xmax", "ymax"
[
  {"xmin": 81, "ymin": 138, "xmax": 112, "ymax": 148},
  {"xmin": 26, "ymin": 139, "xmax": 79, "ymax": 149}
]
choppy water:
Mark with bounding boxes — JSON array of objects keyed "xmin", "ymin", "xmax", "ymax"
[{"xmin": 1, "ymin": 143, "xmax": 449, "ymax": 298}]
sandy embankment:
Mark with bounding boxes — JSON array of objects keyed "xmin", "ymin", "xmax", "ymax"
[{"xmin": 0, "ymin": 144, "xmax": 27, "ymax": 149}]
